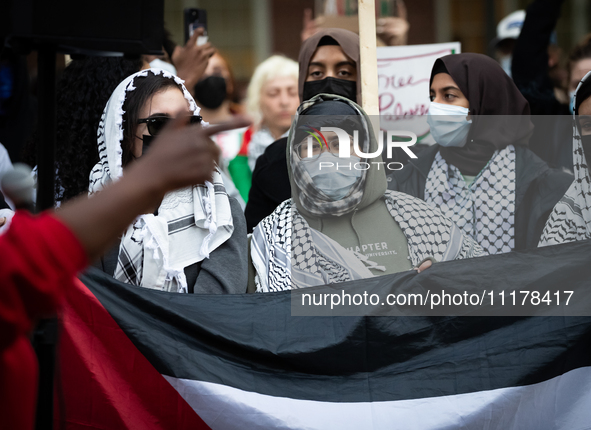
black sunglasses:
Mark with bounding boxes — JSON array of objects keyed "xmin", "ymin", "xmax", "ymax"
[{"xmin": 138, "ymin": 115, "xmax": 203, "ymax": 136}]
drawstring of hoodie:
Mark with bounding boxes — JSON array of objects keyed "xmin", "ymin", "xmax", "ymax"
[{"xmin": 352, "ymin": 251, "xmax": 386, "ymax": 272}]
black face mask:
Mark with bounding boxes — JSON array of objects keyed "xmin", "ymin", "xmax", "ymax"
[
  {"xmin": 194, "ymin": 75, "xmax": 227, "ymax": 109},
  {"xmin": 302, "ymin": 77, "xmax": 357, "ymax": 103},
  {"xmin": 581, "ymin": 134, "xmax": 591, "ymax": 167}
]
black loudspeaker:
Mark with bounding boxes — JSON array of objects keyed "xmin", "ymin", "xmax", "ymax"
[{"xmin": 6, "ymin": 0, "xmax": 164, "ymax": 55}]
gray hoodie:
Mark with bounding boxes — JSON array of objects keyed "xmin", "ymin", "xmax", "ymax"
[{"xmin": 288, "ymin": 94, "xmax": 412, "ymax": 275}]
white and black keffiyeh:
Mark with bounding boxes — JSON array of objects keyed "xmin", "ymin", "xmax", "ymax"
[
  {"xmin": 88, "ymin": 68, "xmax": 234, "ymax": 292},
  {"xmin": 289, "ymin": 98, "xmax": 369, "ymax": 217},
  {"xmin": 251, "ymin": 191, "xmax": 484, "ymax": 292},
  {"xmin": 539, "ymin": 71, "xmax": 591, "ymax": 246},
  {"xmin": 424, "ymin": 146, "xmax": 516, "ymax": 255}
]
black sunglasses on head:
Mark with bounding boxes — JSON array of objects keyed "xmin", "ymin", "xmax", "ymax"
[{"xmin": 138, "ymin": 115, "xmax": 203, "ymax": 136}]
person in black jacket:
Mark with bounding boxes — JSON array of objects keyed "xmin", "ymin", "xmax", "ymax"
[
  {"xmin": 511, "ymin": 0, "xmax": 591, "ymax": 171},
  {"xmin": 388, "ymin": 53, "xmax": 572, "ymax": 253}
]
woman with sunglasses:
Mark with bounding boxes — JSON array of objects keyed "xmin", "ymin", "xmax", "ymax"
[{"xmin": 89, "ymin": 68, "xmax": 248, "ymax": 294}]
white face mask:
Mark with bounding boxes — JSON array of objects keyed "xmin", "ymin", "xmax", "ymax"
[
  {"xmin": 301, "ymin": 152, "xmax": 362, "ymax": 200},
  {"xmin": 427, "ymin": 102, "xmax": 473, "ymax": 148},
  {"xmin": 569, "ymin": 90, "xmax": 577, "ymax": 114}
]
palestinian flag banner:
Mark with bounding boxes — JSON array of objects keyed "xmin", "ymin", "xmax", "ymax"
[{"xmin": 57, "ymin": 240, "xmax": 591, "ymax": 429}]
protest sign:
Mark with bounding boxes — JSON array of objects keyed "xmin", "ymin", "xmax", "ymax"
[{"xmin": 378, "ymin": 42, "xmax": 461, "ymax": 142}]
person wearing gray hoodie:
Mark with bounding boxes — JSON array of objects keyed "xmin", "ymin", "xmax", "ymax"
[{"xmin": 250, "ymin": 94, "xmax": 484, "ymax": 292}]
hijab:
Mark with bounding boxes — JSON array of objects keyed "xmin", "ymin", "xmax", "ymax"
[
  {"xmin": 287, "ymin": 94, "xmax": 386, "ymax": 218},
  {"xmin": 539, "ymin": 70, "xmax": 591, "ymax": 245},
  {"xmin": 431, "ymin": 53, "xmax": 533, "ymax": 175},
  {"xmin": 88, "ymin": 68, "xmax": 234, "ymax": 292},
  {"xmin": 298, "ymin": 29, "xmax": 361, "ymax": 104}
]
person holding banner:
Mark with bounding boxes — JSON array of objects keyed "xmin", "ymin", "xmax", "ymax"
[
  {"xmin": 539, "ymin": 71, "xmax": 591, "ymax": 246},
  {"xmin": 387, "ymin": 53, "xmax": 572, "ymax": 254},
  {"xmin": 250, "ymin": 94, "xmax": 484, "ymax": 293},
  {"xmin": 245, "ymin": 28, "xmax": 361, "ymax": 232}
]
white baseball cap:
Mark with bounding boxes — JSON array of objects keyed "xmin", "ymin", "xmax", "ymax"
[{"xmin": 496, "ymin": 10, "xmax": 526, "ymax": 41}]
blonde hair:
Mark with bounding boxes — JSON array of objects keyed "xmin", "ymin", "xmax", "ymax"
[{"xmin": 246, "ymin": 55, "xmax": 299, "ymax": 123}]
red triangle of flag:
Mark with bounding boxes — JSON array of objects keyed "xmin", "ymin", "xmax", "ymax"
[{"xmin": 56, "ymin": 278, "xmax": 211, "ymax": 429}]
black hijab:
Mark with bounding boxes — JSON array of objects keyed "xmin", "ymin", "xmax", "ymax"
[
  {"xmin": 298, "ymin": 29, "xmax": 361, "ymax": 104},
  {"xmin": 431, "ymin": 53, "xmax": 533, "ymax": 175}
]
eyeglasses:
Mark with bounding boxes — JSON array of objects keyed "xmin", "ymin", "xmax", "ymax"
[
  {"xmin": 138, "ymin": 115, "xmax": 203, "ymax": 136},
  {"xmin": 293, "ymin": 134, "xmax": 354, "ymax": 160}
]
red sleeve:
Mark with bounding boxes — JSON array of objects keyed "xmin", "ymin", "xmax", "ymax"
[{"xmin": 0, "ymin": 211, "xmax": 87, "ymax": 349}]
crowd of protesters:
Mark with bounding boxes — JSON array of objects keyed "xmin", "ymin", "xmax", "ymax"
[
  {"xmin": 3, "ymin": 0, "xmax": 591, "ymax": 288},
  {"xmin": 3, "ymin": 0, "xmax": 591, "ymax": 426},
  {"xmin": 2, "ymin": 0, "xmax": 591, "ymax": 284}
]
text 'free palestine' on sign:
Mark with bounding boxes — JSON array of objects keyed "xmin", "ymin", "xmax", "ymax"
[{"xmin": 378, "ymin": 42, "xmax": 461, "ymax": 142}]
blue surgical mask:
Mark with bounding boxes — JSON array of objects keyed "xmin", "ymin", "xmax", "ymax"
[
  {"xmin": 301, "ymin": 152, "xmax": 362, "ymax": 200},
  {"xmin": 427, "ymin": 102, "xmax": 472, "ymax": 148}
]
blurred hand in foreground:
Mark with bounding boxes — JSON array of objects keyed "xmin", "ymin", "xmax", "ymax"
[{"xmin": 57, "ymin": 115, "xmax": 251, "ymax": 262}]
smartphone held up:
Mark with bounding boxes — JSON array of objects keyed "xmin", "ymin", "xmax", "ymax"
[{"xmin": 184, "ymin": 8, "xmax": 208, "ymax": 46}]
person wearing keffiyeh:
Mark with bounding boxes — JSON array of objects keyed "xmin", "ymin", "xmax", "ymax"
[
  {"xmin": 388, "ymin": 53, "xmax": 572, "ymax": 255},
  {"xmin": 89, "ymin": 68, "xmax": 248, "ymax": 294},
  {"xmin": 250, "ymin": 94, "xmax": 485, "ymax": 293},
  {"xmin": 539, "ymin": 70, "xmax": 591, "ymax": 245}
]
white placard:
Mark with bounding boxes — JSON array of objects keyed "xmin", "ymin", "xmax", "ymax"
[{"xmin": 378, "ymin": 42, "xmax": 461, "ymax": 142}]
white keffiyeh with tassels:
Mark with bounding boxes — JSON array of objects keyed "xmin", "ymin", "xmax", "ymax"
[
  {"xmin": 539, "ymin": 70, "xmax": 591, "ymax": 246},
  {"xmin": 88, "ymin": 68, "xmax": 234, "ymax": 292}
]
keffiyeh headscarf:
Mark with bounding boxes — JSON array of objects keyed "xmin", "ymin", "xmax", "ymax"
[
  {"xmin": 539, "ymin": 71, "xmax": 591, "ymax": 246},
  {"xmin": 288, "ymin": 95, "xmax": 371, "ymax": 217},
  {"xmin": 88, "ymin": 68, "xmax": 234, "ymax": 292}
]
